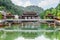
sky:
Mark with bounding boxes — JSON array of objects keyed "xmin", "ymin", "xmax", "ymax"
[{"xmin": 11, "ymin": 0, "xmax": 60, "ymax": 10}]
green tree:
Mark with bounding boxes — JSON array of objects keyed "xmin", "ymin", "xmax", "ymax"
[
  {"xmin": 0, "ymin": 0, "xmax": 24, "ymax": 15},
  {"xmin": 0, "ymin": 12, "xmax": 3, "ymax": 19}
]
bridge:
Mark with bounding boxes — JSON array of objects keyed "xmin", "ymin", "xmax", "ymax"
[
  {"xmin": 0, "ymin": 19, "xmax": 59, "ymax": 25},
  {"xmin": 0, "ymin": 19, "xmax": 55, "ymax": 22},
  {"xmin": 0, "ymin": 19, "xmax": 60, "ymax": 27}
]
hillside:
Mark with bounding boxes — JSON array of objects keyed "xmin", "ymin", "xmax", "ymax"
[
  {"xmin": 40, "ymin": 3, "xmax": 60, "ymax": 19},
  {"xmin": 0, "ymin": 0, "xmax": 44, "ymax": 15},
  {"xmin": 24, "ymin": 6, "xmax": 44, "ymax": 14},
  {"xmin": 0, "ymin": 0, "xmax": 24, "ymax": 15}
]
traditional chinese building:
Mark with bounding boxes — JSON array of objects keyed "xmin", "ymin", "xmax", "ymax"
[
  {"xmin": 0, "ymin": 22, "xmax": 9, "ymax": 28},
  {"xmin": 19, "ymin": 11, "xmax": 40, "ymax": 29},
  {"xmin": 45, "ymin": 14, "xmax": 54, "ymax": 19},
  {"xmin": 3, "ymin": 13, "xmax": 15, "ymax": 19},
  {"xmin": 19, "ymin": 11, "xmax": 39, "ymax": 19},
  {"xmin": 45, "ymin": 14, "xmax": 56, "ymax": 28}
]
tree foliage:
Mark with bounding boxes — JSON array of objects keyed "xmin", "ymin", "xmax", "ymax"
[
  {"xmin": 0, "ymin": 12, "xmax": 3, "ymax": 19},
  {"xmin": 40, "ymin": 3, "xmax": 60, "ymax": 19},
  {"xmin": 0, "ymin": 0, "xmax": 24, "ymax": 15}
]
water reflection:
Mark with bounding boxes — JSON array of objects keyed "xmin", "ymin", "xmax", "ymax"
[
  {"xmin": 35, "ymin": 35, "xmax": 50, "ymax": 40},
  {"xmin": 0, "ymin": 31, "xmax": 60, "ymax": 40},
  {"xmin": 15, "ymin": 35, "xmax": 58, "ymax": 40},
  {"xmin": 44, "ymin": 31, "xmax": 59, "ymax": 40},
  {"xmin": 15, "ymin": 37, "xmax": 24, "ymax": 40}
]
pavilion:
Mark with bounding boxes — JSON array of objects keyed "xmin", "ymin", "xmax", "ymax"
[{"xmin": 19, "ymin": 11, "xmax": 40, "ymax": 29}]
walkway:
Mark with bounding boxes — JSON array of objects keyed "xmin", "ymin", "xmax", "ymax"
[
  {"xmin": 0, "ymin": 28, "xmax": 60, "ymax": 32},
  {"xmin": 0, "ymin": 19, "xmax": 55, "ymax": 23}
]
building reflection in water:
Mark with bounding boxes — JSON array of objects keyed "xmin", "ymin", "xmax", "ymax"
[{"xmin": 0, "ymin": 30, "xmax": 60, "ymax": 40}]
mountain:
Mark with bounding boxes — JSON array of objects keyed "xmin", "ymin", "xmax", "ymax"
[
  {"xmin": 0, "ymin": 0, "xmax": 44, "ymax": 15},
  {"xmin": 24, "ymin": 6, "xmax": 44, "ymax": 14},
  {"xmin": 0, "ymin": 0, "xmax": 24, "ymax": 15}
]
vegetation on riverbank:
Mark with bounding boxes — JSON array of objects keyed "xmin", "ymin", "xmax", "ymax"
[{"xmin": 40, "ymin": 4, "xmax": 60, "ymax": 19}]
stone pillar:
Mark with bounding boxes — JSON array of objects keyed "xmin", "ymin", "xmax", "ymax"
[
  {"xmin": 9, "ymin": 23, "xmax": 11, "ymax": 27},
  {"xmin": 54, "ymin": 23, "xmax": 56, "ymax": 28},
  {"xmin": 35, "ymin": 22, "xmax": 36, "ymax": 28},
  {"xmin": 29, "ymin": 23, "xmax": 31, "ymax": 28},
  {"xmin": 38, "ymin": 22, "xmax": 40, "ymax": 29},
  {"xmin": 25, "ymin": 23, "xmax": 27, "ymax": 28},
  {"xmin": 22, "ymin": 23, "xmax": 23, "ymax": 28},
  {"xmin": 54, "ymin": 21, "xmax": 56, "ymax": 28},
  {"xmin": 35, "ymin": 22, "xmax": 39, "ymax": 29},
  {"xmin": 32, "ymin": 22, "xmax": 34, "ymax": 28},
  {"xmin": 48, "ymin": 23, "xmax": 50, "ymax": 28}
]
